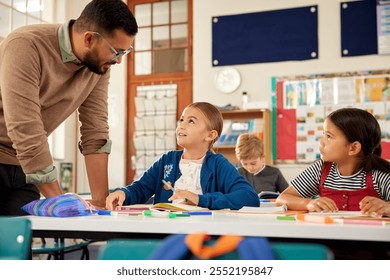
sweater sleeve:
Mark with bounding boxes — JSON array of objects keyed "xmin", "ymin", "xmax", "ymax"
[
  {"xmin": 198, "ymin": 155, "xmax": 259, "ymax": 210},
  {"xmin": 78, "ymin": 71, "xmax": 111, "ymax": 155},
  {"xmin": 119, "ymin": 155, "xmax": 165, "ymax": 205},
  {"xmin": 0, "ymin": 37, "xmax": 53, "ymax": 173}
]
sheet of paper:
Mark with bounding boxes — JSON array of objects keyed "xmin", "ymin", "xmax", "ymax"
[{"xmin": 238, "ymin": 205, "xmax": 287, "ymax": 214}]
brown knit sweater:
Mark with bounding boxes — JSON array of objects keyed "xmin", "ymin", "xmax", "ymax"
[{"xmin": 0, "ymin": 24, "xmax": 110, "ymax": 174}]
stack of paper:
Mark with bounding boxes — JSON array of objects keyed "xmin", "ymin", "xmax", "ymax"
[{"xmin": 238, "ymin": 204, "xmax": 287, "ymax": 214}]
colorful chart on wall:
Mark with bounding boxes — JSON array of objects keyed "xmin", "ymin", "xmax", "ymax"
[{"xmin": 273, "ymin": 69, "xmax": 390, "ymax": 163}]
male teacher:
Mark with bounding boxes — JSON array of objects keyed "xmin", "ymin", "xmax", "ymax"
[{"xmin": 0, "ymin": 0, "xmax": 138, "ymax": 215}]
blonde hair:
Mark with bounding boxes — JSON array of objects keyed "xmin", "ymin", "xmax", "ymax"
[
  {"xmin": 185, "ymin": 102, "xmax": 223, "ymax": 150},
  {"xmin": 235, "ymin": 133, "xmax": 264, "ymax": 160}
]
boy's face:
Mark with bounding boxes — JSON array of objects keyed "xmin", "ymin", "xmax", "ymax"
[{"xmin": 240, "ymin": 157, "xmax": 265, "ymax": 174}]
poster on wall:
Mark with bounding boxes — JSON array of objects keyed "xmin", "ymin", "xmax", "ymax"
[
  {"xmin": 275, "ymin": 70, "xmax": 390, "ymax": 162},
  {"xmin": 296, "ymin": 105, "xmax": 324, "ymax": 163},
  {"xmin": 377, "ymin": 3, "xmax": 390, "ymax": 55},
  {"xmin": 283, "ymin": 80, "xmax": 320, "ymax": 108}
]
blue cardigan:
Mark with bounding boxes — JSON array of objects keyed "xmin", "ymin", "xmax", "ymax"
[{"xmin": 119, "ymin": 150, "xmax": 259, "ymax": 210}]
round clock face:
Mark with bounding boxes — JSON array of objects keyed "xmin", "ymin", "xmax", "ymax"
[{"xmin": 214, "ymin": 67, "xmax": 241, "ymax": 93}]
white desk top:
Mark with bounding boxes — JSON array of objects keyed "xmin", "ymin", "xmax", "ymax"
[{"xmin": 26, "ymin": 212, "xmax": 390, "ymax": 243}]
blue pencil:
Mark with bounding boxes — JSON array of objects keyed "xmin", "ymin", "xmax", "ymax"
[{"xmin": 188, "ymin": 211, "xmax": 213, "ymax": 216}]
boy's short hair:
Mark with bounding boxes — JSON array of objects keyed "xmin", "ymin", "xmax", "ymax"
[{"xmin": 235, "ymin": 133, "xmax": 264, "ymax": 160}]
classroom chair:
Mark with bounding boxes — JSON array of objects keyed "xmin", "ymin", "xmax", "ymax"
[
  {"xmin": 30, "ymin": 191, "xmax": 96, "ymax": 260},
  {"xmin": 98, "ymin": 235, "xmax": 334, "ymax": 260},
  {"xmin": 98, "ymin": 239, "xmax": 161, "ymax": 260},
  {"xmin": 0, "ymin": 217, "xmax": 32, "ymax": 260},
  {"xmin": 32, "ymin": 238, "xmax": 92, "ymax": 260}
]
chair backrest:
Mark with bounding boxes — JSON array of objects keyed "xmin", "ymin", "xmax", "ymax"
[
  {"xmin": 0, "ymin": 218, "xmax": 32, "ymax": 260},
  {"xmin": 271, "ymin": 242, "xmax": 334, "ymax": 260},
  {"xmin": 98, "ymin": 235, "xmax": 334, "ymax": 260},
  {"xmin": 98, "ymin": 239, "xmax": 161, "ymax": 260}
]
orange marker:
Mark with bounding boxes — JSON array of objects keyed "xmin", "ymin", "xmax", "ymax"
[{"xmin": 296, "ymin": 214, "xmax": 334, "ymax": 224}]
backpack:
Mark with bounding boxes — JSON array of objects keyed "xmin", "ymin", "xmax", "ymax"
[{"xmin": 149, "ymin": 233, "xmax": 275, "ymax": 260}]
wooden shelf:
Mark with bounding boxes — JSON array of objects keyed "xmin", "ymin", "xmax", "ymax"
[
  {"xmin": 217, "ymin": 109, "xmax": 268, "ymax": 119},
  {"xmin": 215, "ymin": 109, "xmax": 272, "ymax": 165}
]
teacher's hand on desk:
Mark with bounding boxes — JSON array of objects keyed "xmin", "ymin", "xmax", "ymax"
[
  {"xmin": 37, "ymin": 181, "xmax": 63, "ymax": 197},
  {"xmin": 87, "ymin": 199, "xmax": 106, "ymax": 210}
]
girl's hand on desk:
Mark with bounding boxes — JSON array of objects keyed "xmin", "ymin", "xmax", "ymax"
[
  {"xmin": 168, "ymin": 189, "xmax": 199, "ymax": 205},
  {"xmin": 307, "ymin": 197, "xmax": 338, "ymax": 213},
  {"xmin": 360, "ymin": 196, "xmax": 390, "ymax": 217},
  {"xmin": 105, "ymin": 190, "xmax": 126, "ymax": 210}
]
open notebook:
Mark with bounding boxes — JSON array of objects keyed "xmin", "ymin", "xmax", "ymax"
[{"xmin": 114, "ymin": 203, "xmax": 208, "ymax": 214}]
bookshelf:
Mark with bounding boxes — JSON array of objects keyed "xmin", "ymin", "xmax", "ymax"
[{"xmin": 215, "ymin": 109, "xmax": 272, "ymax": 165}]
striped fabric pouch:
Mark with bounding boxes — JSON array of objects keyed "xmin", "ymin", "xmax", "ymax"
[{"xmin": 21, "ymin": 193, "xmax": 95, "ymax": 217}]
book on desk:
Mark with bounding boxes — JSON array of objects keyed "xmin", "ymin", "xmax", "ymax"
[
  {"xmin": 258, "ymin": 191, "xmax": 280, "ymax": 199},
  {"xmin": 114, "ymin": 203, "xmax": 209, "ymax": 214}
]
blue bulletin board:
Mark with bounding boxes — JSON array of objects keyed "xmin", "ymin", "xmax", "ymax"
[
  {"xmin": 212, "ymin": 6, "xmax": 318, "ymax": 66},
  {"xmin": 340, "ymin": 0, "xmax": 378, "ymax": 57}
]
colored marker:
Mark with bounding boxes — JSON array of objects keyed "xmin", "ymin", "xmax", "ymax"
[
  {"xmin": 96, "ymin": 210, "xmax": 112, "ymax": 216},
  {"xmin": 259, "ymin": 199, "xmax": 271, "ymax": 203},
  {"xmin": 334, "ymin": 219, "xmax": 388, "ymax": 226},
  {"xmin": 143, "ymin": 210, "xmax": 176, "ymax": 218},
  {"xmin": 296, "ymin": 214, "xmax": 334, "ymax": 224},
  {"xmin": 175, "ymin": 213, "xmax": 191, "ymax": 217},
  {"xmin": 188, "ymin": 211, "xmax": 213, "ymax": 216},
  {"xmin": 277, "ymin": 215, "xmax": 295, "ymax": 221}
]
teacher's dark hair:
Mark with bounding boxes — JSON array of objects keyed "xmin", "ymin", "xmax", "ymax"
[{"xmin": 74, "ymin": 0, "xmax": 138, "ymax": 36}]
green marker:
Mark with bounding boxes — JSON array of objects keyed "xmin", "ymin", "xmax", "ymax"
[
  {"xmin": 143, "ymin": 210, "xmax": 176, "ymax": 218},
  {"xmin": 175, "ymin": 213, "xmax": 191, "ymax": 217},
  {"xmin": 276, "ymin": 215, "xmax": 295, "ymax": 221}
]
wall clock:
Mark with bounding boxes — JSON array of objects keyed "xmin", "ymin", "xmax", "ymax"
[{"xmin": 214, "ymin": 67, "xmax": 241, "ymax": 93}]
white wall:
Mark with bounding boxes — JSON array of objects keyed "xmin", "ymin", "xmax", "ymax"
[{"xmin": 193, "ymin": 0, "xmax": 390, "ymax": 181}]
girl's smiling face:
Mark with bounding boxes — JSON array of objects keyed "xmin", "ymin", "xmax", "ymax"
[{"xmin": 176, "ymin": 106, "xmax": 214, "ymax": 150}]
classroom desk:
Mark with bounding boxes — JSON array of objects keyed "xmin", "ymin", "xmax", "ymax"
[
  {"xmin": 26, "ymin": 212, "xmax": 389, "ymax": 239},
  {"xmin": 26, "ymin": 213, "xmax": 390, "ymax": 259}
]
